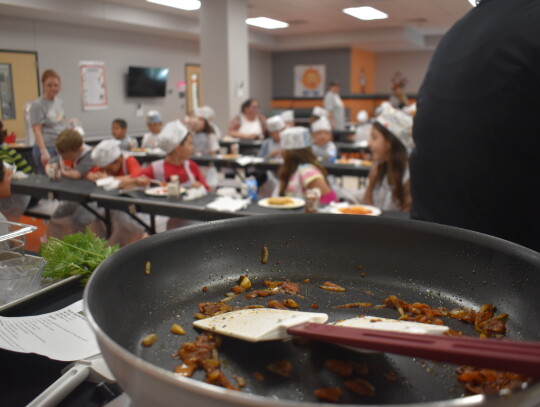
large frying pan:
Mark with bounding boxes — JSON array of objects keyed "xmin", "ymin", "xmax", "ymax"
[{"xmin": 84, "ymin": 214, "xmax": 540, "ymax": 407}]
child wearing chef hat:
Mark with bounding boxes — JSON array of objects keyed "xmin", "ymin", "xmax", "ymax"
[
  {"xmin": 185, "ymin": 106, "xmax": 220, "ymax": 156},
  {"xmin": 280, "ymin": 110, "xmax": 295, "ymax": 127},
  {"xmin": 141, "ymin": 110, "xmax": 163, "ymax": 150},
  {"xmin": 89, "ymin": 139, "xmax": 150, "ymax": 190},
  {"xmin": 354, "ymin": 110, "xmax": 372, "ymax": 143},
  {"xmin": 310, "ymin": 116, "xmax": 338, "ymax": 163},
  {"xmin": 259, "ymin": 115, "xmax": 285, "ymax": 160},
  {"xmin": 278, "ymin": 126, "xmax": 337, "ymax": 205},
  {"xmin": 310, "ymin": 106, "xmax": 329, "ymax": 126},
  {"xmin": 138, "ymin": 120, "xmax": 209, "ymax": 190},
  {"xmin": 363, "ymin": 103, "xmax": 413, "ymax": 212}
]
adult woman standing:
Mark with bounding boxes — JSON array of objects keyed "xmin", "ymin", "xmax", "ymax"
[
  {"xmin": 30, "ymin": 69, "xmax": 66, "ymax": 173},
  {"xmin": 228, "ymin": 98, "xmax": 267, "ymax": 140},
  {"xmin": 323, "ymin": 81, "xmax": 345, "ymax": 131}
]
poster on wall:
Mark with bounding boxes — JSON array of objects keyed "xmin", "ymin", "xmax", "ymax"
[
  {"xmin": 294, "ymin": 64, "xmax": 326, "ymax": 97},
  {"xmin": 79, "ymin": 60, "xmax": 108, "ymax": 111}
]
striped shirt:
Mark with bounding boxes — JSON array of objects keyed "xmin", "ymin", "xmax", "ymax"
[{"xmin": 0, "ymin": 146, "xmax": 33, "ymax": 173}]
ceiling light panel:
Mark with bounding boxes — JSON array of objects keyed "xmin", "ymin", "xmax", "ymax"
[
  {"xmin": 146, "ymin": 0, "xmax": 201, "ymax": 11},
  {"xmin": 246, "ymin": 17, "xmax": 289, "ymax": 29},
  {"xmin": 343, "ymin": 6, "xmax": 388, "ymax": 21}
]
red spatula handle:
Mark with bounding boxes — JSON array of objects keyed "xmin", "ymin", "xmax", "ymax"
[{"xmin": 287, "ymin": 323, "xmax": 540, "ymax": 378}]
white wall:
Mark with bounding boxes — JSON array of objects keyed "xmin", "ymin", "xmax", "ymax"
[
  {"xmin": 249, "ymin": 48, "xmax": 272, "ymax": 115},
  {"xmin": 0, "ymin": 15, "xmax": 273, "ymax": 139},
  {"xmin": 375, "ymin": 50, "xmax": 434, "ymax": 95}
]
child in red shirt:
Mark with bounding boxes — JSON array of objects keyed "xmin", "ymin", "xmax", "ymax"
[
  {"xmin": 138, "ymin": 120, "xmax": 209, "ymax": 190},
  {"xmin": 89, "ymin": 139, "xmax": 150, "ymax": 189}
]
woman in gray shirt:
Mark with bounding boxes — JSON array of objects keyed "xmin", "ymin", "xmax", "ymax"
[{"xmin": 30, "ymin": 69, "xmax": 66, "ymax": 174}]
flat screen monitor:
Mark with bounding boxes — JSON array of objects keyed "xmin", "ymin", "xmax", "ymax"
[{"xmin": 127, "ymin": 66, "xmax": 169, "ymax": 97}]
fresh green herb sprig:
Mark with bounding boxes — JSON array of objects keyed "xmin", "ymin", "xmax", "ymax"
[{"xmin": 40, "ymin": 229, "xmax": 119, "ymax": 284}]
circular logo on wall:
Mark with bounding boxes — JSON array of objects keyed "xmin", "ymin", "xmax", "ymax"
[{"xmin": 301, "ymin": 68, "xmax": 322, "ymax": 90}]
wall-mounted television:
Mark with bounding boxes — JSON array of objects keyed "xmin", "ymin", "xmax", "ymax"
[{"xmin": 127, "ymin": 66, "xmax": 169, "ymax": 97}]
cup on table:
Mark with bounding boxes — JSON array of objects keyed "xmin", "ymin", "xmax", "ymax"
[
  {"xmin": 230, "ymin": 143, "xmax": 239, "ymax": 155},
  {"xmin": 305, "ymin": 188, "xmax": 321, "ymax": 213},
  {"xmin": 46, "ymin": 158, "xmax": 61, "ymax": 181}
]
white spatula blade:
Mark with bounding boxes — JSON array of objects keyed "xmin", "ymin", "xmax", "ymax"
[
  {"xmin": 193, "ymin": 309, "xmax": 329, "ymax": 342},
  {"xmin": 334, "ymin": 316, "xmax": 449, "ymax": 335},
  {"xmin": 333, "ymin": 316, "xmax": 449, "ymax": 354}
]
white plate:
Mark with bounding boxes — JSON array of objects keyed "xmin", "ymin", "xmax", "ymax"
[
  {"xmin": 144, "ymin": 186, "xmax": 186, "ymax": 197},
  {"xmin": 258, "ymin": 197, "xmax": 305, "ymax": 209},
  {"xmin": 329, "ymin": 204, "xmax": 381, "ymax": 216}
]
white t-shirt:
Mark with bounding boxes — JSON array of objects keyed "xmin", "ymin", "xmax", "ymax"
[
  {"xmin": 238, "ymin": 115, "xmax": 263, "ymax": 138},
  {"xmin": 141, "ymin": 132, "xmax": 159, "ymax": 149},
  {"xmin": 371, "ymin": 167, "xmax": 409, "ymax": 211}
]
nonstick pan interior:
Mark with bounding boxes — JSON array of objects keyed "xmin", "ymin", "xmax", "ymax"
[{"xmin": 86, "ymin": 214, "xmax": 540, "ymax": 405}]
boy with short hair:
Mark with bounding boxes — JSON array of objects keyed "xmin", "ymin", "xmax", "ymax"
[
  {"xmin": 55, "ymin": 128, "xmax": 95, "ymax": 179},
  {"xmin": 141, "ymin": 111, "xmax": 162, "ymax": 149},
  {"xmin": 112, "ymin": 118, "xmax": 138, "ymax": 151}
]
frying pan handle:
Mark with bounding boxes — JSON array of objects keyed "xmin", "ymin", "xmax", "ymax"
[
  {"xmin": 27, "ymin": 362, "xmax": 90, "ymax": 407},
  {"xmin": 287, "ymin": 323, "xmax": 540, "ymax": 379}
]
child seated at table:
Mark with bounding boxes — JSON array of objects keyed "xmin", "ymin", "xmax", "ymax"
[
  {"xmin": 311, "ymin": 116, "xmax": 338, "ymax": 162},
  {"xmin": 54, "ymin": 128, "xmax": 95, "ymax": 179},
  {"xmin": 363, "ymin": 103, "xmax": 413, "ymax": 212},
  {"xmin": 185, "ymin": 106, "xmax": 220, "ymax": 156},
  {"xmin": 278, "ymin": 127, "xmax": 337, "ymax": 204},
  {"xmin": 259, "ymin": 115, "xmax": 284, "ymax": 160},
  {"xmin": 89, "ymin": 139, "xmax": 151, "ymax": 246},
  {"xmin": 141, "ymin": 111, "xmax": 162, "ymax": 149},
  {"xmin": 89, "ymin": 139, "xmax": 150, "ymax": 190},
  {"xmin": 112, "ymin": 118, "xmax": 138, "ymax": 151},
  {"xmin": 47, "ymin": 130, "xmax": 108, "ymax": 241},
  {"xmin": 280, "ymin": 110, "xmax": 295, "ymax": 127},
  {"xmin": 138, "ymin": 120, "xmax": 209, "ymax": 190},
  {"xmin": 310, "ymin": 106, "xmax": 329, "ymax": 125},
  {"xmin": 0, "ymin": 121, "xmax": 33, "ymax": 221}
]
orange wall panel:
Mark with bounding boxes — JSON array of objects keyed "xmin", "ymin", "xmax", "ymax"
[{"xmin": 350, "ymin": 48, "xmax": 376, "ymax": 94}]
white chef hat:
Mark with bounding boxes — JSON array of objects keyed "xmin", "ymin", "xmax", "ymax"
[
  {"xmin": 356, "ymin": 110, "xmax": 369, "ymax": 123},
  {"xmin": 280, "ymin": 110, "xmax": 294, "ymax": 123},
  {"xmin": 280, "ymin": 127, "xmax": 312, "ymax": 150},
  {"xmin": 147, "ymin": 110, "xmax": 162, "ymax": 124},
  {"xmin": 194, "ymin": 105, "xmax": 215, "ymax": 121},
  {"xmin": 375, "ymin": 103, "xmax": 414, "ymax": 150},
  {"xmin": 158, "ymin": 120, "xmax": 189, "ymax": 154},
  {"xmin": 91, "ymin": 139, "xmax": 122, "ymax": 168},
  {"xmin": 312, "ymin": 106, "xmax": 328, "ymax": 118},
  {"xmin": 374, "ymin": 101, "xmax": 392, "ymax": 117},
  {"xmin": 267, "ymin": 115, "xmax": 286, "ymax": 133},
  {"xmin": 402, "ymin": 102, "xmax": 417, "ymax": 116},
  {"xmin": 311, "ymin": 116, "xmax": 332, "ymax": 133}
]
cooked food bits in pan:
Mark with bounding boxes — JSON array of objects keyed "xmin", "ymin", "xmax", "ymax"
[
  {"xmin": 261, "ymin": 244, "xmax": 269, "ymax": 264},
  {"xmin": 320, "ymin": 281, "xmax": 346, "ymax": 292},
  {"xmin": 324, "ymin": 359, "xmax": 353, "ymax": 377},
  {"xmin": 177, "ymin": 333, "xmax": 238, "ymax": 390},
  {"xmin": 314, "ymin": 387, "xmax": 343, "ymax": 402},
  {"xmin": 141, "ymin": 333, "xmax": 157, "ymax": 347},
  {"xmin": 456, "ymin": 366, "xmax": 531, "ymax": 395},
  {"xmin": 171, "ymin": 323, "xmax": 186, "ymax": 335},
  {"xmin": 266, "ymin": 359, "xmax": 293, "ymax": 378},
  {"xmin": 344, "ymin": 378, "xmax": 375, "ymax": 396},
  {"xmin": 335, "ymin": 302, "xmax": 373, "ymax": 309}
]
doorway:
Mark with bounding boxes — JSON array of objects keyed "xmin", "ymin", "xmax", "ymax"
[{"xmin": 0, "ymin": 50, "xmax": 39, "ymax": 143}]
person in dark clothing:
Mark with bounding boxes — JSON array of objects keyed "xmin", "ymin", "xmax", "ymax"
[{"xmin": 410, "ymin": 0, "xmax": 540, "ymax": 252}]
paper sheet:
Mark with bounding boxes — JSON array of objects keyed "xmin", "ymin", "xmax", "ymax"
[{"xmin": 0, "ymin": 300, "xmax": 100, "ymax": 361}]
